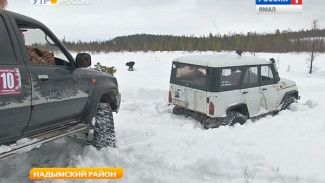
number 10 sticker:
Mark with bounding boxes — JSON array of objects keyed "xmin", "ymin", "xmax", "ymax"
[{"xmin": 0, "ymin": 68, "xmax": 22, "ymax": 95}]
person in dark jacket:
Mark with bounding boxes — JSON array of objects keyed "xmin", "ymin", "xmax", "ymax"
[{"xmin": 126, "ymin": 61, "xmax": 135, "ymax": 71}]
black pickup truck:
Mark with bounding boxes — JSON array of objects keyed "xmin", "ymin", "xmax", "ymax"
[{"xmin": 0, "ymin": 10, "xmax": 121, "ymax": 158}]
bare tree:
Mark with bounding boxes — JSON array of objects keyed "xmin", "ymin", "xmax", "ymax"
[
  {"xmin": 0, "ymin": 0, "xmax": 7, "ymax": 10},
  {"xmin": 307, "ymin": 20, "xmax": 320, "ymax": 74}
]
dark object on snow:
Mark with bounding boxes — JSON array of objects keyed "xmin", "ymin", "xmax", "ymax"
[
  {"xmin": 126, "ymin": 61, "xmax": 135, "ymax": 71},
  {"xmin": 236, "ymin": 49, "xmax": 243, "ymax": 56}
]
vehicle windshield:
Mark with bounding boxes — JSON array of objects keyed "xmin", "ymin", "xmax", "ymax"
[{"xmin": 175, "ymin": 63, "xmax": 207, "ymax": 86}]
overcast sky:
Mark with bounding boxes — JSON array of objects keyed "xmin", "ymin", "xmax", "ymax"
[{"xmin": 6, "ymin": 0, "xmax": 325, "ymax": 41}]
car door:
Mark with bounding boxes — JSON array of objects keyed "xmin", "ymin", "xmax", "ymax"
[
  {"xmin": 10, "ymin": 19, "xmax": 89, "ymax": 134},
  {"xmin": 240, "ymin": 66, "xmax": 263, "ymax": 117},
  {"xmin": 170, "ymin": 63, "xmax": 207, "ymax": 114},
  {"xmin": 26, "ymin": 65, "xmax": 89, "ymax": 133},
  {"xmin": 0, "ymin": 14, "xmax": 31, "ymax": 143},
  {"xmin": 260, "ymin": 65, "xmax": 278, "ymax": 112}
]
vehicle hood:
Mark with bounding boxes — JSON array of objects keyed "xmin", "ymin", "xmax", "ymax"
[
  {"xmin": 83, "ymin": 68, "xmax": 115, "ymax": 79},
  {"xmin": 277, "ymin": 78, "xmax": 296, "ymax": 89}
]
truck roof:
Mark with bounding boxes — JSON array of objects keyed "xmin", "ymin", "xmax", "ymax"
[{"xmin": 173, "ymin": 54, "xmax": 272, "ymax": 67}]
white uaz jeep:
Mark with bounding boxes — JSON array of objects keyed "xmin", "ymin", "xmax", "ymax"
[{"xmin": 168, "ymin": 54, "xmax": 299, "ymax": 128}]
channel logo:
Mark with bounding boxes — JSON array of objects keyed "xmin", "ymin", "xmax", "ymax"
[
  {"xmin": 256, "ymin": 0, "xmax": 302, "ymax": 5},
  {"xmin": 31, "ymin": 0, "xmax": 58, "ymax": 5},
  {"xmin": 31, "ymin": 0, "xmax": 92, "ymax": 6},
  {"xmin": 256, "ymin": 0, "xmax": 303, "ymax": 14}
]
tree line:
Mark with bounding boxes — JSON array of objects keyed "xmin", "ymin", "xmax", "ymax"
[{"xmin": 61, "ymin": 28, "xmax": 325, "ymax": 53}]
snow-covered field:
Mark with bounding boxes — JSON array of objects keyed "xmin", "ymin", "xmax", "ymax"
[{"xmin": 0, "ymin": 51, "xmax": 325, "ymax": 183}]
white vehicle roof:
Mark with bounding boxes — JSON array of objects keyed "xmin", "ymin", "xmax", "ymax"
[{"xmin": 173, "ymin": 54, "xmax": 272, "ymax": 67}]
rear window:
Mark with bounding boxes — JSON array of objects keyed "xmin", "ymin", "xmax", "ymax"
[
  {"xmin": 175, "ymin": 63, "xmax": 207, "ymax": 87},
  {"xmin": 0, "ymin": 16, "xmax": 16, "ymax": 64}
]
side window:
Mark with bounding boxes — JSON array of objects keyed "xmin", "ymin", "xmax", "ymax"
[
  {"xmin": 242, "ymin": 66, "xmax": 259, "ymax": 88},
  {"xmin": 16, "ymin": 21, "xmax": 70, "ymax": 66},
  {"xmin": 261, "ymin": 65, "xmax": 275, "ymax": 85},
  {"xmin": 220, "ymin": 67, "xmax": 243, "ymax": 90},
  {"xmin": 0, "ymin": 17, "xmax": 16, "ymax": 64}
]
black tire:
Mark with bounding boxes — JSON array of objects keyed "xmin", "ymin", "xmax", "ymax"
[
  {"xmin": 93, "ymin": 103, "xmax": 116, "ymax": 149},
  {"xmin": 281, "ymin": 96, "xmax": 296, "ymax": 111},
  {"xmin": 220, "ymin": 111, "xmax": 247, "ymax": 126},
  {"xmin": 172, "ymin": 106, "xmax": 184, "ymax": 115}
]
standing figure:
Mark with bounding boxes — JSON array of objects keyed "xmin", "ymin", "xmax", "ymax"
[{"xmin": 126, "ymin": 61, "xmax": 135, "ymax": 71}]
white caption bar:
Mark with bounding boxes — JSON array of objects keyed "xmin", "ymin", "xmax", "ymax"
[{"xmin": 256, "ymin": 5, "xmax": 302, "ymax": 14}]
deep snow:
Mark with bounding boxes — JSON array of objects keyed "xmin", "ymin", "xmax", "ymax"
[{"xmin": 0, "ymin": 51, "xmax": 324, "ymax": 183}]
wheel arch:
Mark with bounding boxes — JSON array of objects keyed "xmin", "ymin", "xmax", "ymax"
[
  {"xmin": 281, "ymin": 90, "xmax": 299, "ymax": 103},
  {"xmin": 226, "ymin": 103, "xmax": 250, "ymax": 118},
  {"xmin": 82, "ymin": 83, "xmax": 120, "ymax": 124}
]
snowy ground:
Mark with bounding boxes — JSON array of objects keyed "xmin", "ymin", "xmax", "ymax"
[{"xmin": 0, "ymin": 51, "xmax": 325, "ymax": 183}]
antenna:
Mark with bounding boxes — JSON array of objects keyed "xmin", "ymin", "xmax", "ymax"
[{"xmin": 270, "ymin": 58, "xmax": 275, "ymax": 63}]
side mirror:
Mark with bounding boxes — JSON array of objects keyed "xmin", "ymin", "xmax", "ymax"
[{"xmin": 76, "ymin": 53, "xmax": 91, "ymax": 68}]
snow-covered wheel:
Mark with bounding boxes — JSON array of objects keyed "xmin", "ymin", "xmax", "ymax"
[
  {"xmin": 172, "ymin": 106, "xmax": 184, "ymax": 115},
  {"xmin": 220, "ymin": 111, "xmax": 247, "ymax": 126},
  {"xmin": 93, "ymin": 103, "xmax": 116, "ymax": 149},
  {"xmin": 281, "ymin": 96, "xmax": 296, "ymax": 111}
]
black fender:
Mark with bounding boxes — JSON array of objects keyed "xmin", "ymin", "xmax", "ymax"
[
  {"xmin": 226, "ymin": 103, "xmax": 249, "ymax": 118},
  {"xmin": 82, "ymin": 82, "xmax": 120, "ymax": 124},
  {"xmin": 281, "ymin": 90, "xmax": 299, "ymax": 104}
]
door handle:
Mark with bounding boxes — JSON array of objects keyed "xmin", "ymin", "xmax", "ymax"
[
  {"xmin": 242, "ymin": 91, "xmax": 248, "ymax": 94},
  {"xmin": 38, "ymin": 75, "xmax": 49, "ymax": 81},
  {"xmin": 262, "ymin": 88, "xmax": 267, "ymax": 91}
]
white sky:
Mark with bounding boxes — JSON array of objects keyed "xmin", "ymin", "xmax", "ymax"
[{"xmin": 6, "ymin": 0, "xmax": 325, "ymax": 41}]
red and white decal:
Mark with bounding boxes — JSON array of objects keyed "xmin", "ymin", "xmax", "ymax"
[
  {"xmin": 291, "ymin": 0, "xmax": 302, "ymax": 5},
  {"xmin": 0, "ymin": 68, "xmax": 22, "ymax": 95}
]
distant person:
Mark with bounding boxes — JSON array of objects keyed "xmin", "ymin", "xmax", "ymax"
[
  {"xmin": 126, "ymin": 61, "xmax": 135, "ymax": 71},
  {"xmin": 21, "ymin": 30, "xmax": 55, "ymax": 65},
  {"xmin": 236, "ymin": 49, "xmax": 243, "ymax": 56}
]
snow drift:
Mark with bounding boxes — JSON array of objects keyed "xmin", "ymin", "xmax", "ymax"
[{"xmin": 0, "ymin": 51, "xmax": 324, "ymax": 183}]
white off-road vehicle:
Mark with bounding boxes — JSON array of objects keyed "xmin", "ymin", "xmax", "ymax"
[{"xmin": 168, "ymin": 54, "xmax": 299, "ymax": 128}]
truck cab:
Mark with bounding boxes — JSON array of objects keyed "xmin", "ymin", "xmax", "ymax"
[{"xmin": 0, "ymin": 11, "xmax": 120, "ymax": 157}]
